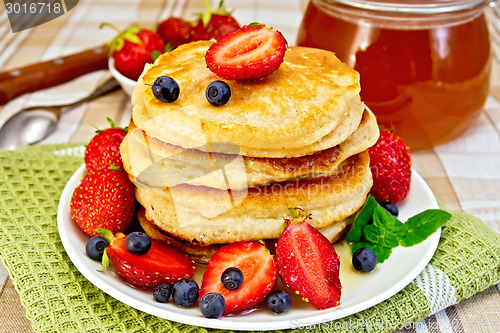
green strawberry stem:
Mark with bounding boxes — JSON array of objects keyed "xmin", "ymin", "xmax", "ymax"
[
  {"xmin": 94, "ymin": 117, "xmax": 128, "ymax": 134},
  {"xmin": 200, "ymin": 0, "xmax": 231, "ymax": 26},
  {"xmin": 284, "ymin": 207, "xmax": 311, "ymax": 225},
  {"xmin": 100, "ymin": 22, "xmax": 142, "ymax": 56}
]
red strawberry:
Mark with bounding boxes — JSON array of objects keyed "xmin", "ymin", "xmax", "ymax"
[
  {"xmin": 191, "ymin": 0, "xmax": 240, "ymax": 41},
  {"xmin": 157, "ymin": 17, "xmax": 193, "ymax": 49},
  {"xmin": 101, "ymin": 23, "xmax": 165, "ymax": 80},
  {"xmin": 199, "ymin": 241, "xmax": 278, "ymax": 314},
  {"xmin": 205, "ymin": 24, "xmax": 287, "ymax": 80},
  {"xmin": 368, "ymin": 129, "xmax": 412, "ymax": 203},
  {"xmin": 276, "ymin": 218, "xmax": 341, "ymax": 310},
  {"xmin": 102, "ymin": 232, "xmax": 196, "ymax": 289},
  {"xmin": 84, "ymin": 118, "xmax": 127, "ymax": 172},
  {"xmin": 70, "ymin": 168, "xmax": 135, "ymax": 237}
]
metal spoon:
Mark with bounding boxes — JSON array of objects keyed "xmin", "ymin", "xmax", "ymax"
[{"xmin": 0, "ymin": 77, "xmax": 120, "ymax": 150}]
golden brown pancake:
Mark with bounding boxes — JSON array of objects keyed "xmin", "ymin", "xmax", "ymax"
[
  {"xmin": 120, "ymin": 41, "xmax": 379, "ymax": 252},
  {"xmin": 121, "ymin": 108, "xmax": 378, "ymax": 190},
  {"xmin": 131, "ymin": 40, "xmax": 366, "ymax": 158},
  {"xmin": 132, "ymin": 151, "xmax": 372, "ymax": 246}
]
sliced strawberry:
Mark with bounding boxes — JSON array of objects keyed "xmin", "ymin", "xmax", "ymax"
[
  {"xmin": 276, "ymin": 221, "xmax": 341, "ymax": 310},
  {"xmin": 105, "ymin": 235, "xmax": 196, "ymax": 289},
  {"xmin": 199, "ymin": 241, "xmax": 278, "ymax": 314},
  {"xmin": 84, "ymin": 118, "xmax": 127, "ymax": 172},
  {"xmin": 205, "ymin": 24, "xmax": 287, "ymax": 80}
]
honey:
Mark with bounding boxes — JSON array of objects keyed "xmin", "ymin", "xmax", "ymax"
[{"xmin": 297, "ymin": 0, "xmax": 493, "ymax": 150}]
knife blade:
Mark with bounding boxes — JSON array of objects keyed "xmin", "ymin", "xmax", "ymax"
[{"xmin": 0, "ymin": 45, "xmax": 109, "ymax": 105}]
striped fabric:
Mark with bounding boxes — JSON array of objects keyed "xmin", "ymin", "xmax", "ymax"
[{"xmin": 0, "ymin": 1, "xmax": 499, "ymax": 332}]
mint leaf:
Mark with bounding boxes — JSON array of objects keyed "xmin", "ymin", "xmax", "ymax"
[
  {"xmin": 352, "ymin": 241, "xmax": 392, "ymax": 263},
  {"xmin": 363, "ymin": 224, "xmax": 400, "ymax": 248},
  {"xmin": 346, "ymin": 195, "xmax": 377, "ymax": 242},
  {"xmin": 399, "ymin": 209, "xmax": 452, "ymax": 247},
  {"xmin": 372, "ymin": 205, "xmax": 407, "ymax": 238}
]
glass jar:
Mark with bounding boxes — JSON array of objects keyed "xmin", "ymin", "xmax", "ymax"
[{"xmin": 297, "ymin": 0, "xmax": 499, "ymax": 150}]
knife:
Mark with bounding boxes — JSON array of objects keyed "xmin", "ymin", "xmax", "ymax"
[{"xmin": 0, "ymin": 45, "xmax": 109, "ymax": 105}]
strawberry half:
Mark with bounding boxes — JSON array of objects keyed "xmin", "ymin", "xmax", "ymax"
[
  {"xmin": 276, "ymin": 221, "xmax": 341, "ymax": 310},
  {"xmin": 368, "ymin": 129, "xmax": 412, "ymax": 203},
  {"xmin": 70, "ymin": 168, "xmax": 135, "ymax": 237},
  {"xmin": 102, "ymin": 233, "xmax": 196, "ymax": 289},
  {"xmin": 84, "ymin": 118, "xmax": 127, "ymax": 172},
  {"xmin": 205, "ymin": 24, "xmax": 287, "ymax": 80},
  {"xmin": 199, "ymin": 241, "xmax": 278, "ymax": 314}
]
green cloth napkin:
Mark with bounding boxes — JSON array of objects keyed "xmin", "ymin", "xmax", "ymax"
[{"xmin": 0, "ymin": 144, "xmax": 499, "ymax": 333}]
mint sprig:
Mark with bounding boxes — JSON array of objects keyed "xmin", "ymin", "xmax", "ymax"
[{"xmin": 346, "ymin": 195, "xmax": 451, "ymax": 263}]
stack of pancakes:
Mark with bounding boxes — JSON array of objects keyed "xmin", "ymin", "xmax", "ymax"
[{"xmin": 120, "ymin": 40, "xmax": 379, "ymax": 262}]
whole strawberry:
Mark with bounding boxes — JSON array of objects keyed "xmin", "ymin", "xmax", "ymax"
[
  {"xmin": 191, "ymin": 0, "xmax": 240, "ymax": 41},
  {"xmin": 70, "ymin": 168, "xmax": 135, "ymax": 237},
  {"xmin": 157, "ymin": 17, "xmax": 193, "ymax": 49},
  {"xmin": 101, "ymin": 23, "xmax": 165, "ymax": 80},
  {"xmin": 84, "ymin": 118, "xmax": 127, "ymax": 172},
  {"xmin": 368, "ymin": 129, "xmax": 412, "ymax": 203}
]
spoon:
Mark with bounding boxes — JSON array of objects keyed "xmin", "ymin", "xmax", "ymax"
[{"xmin": 0, "ymin": 77, "xmax": 121, "ymax": 150}]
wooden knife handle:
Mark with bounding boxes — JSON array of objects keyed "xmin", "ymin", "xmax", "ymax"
[{"xmin": 0, "ymin": 45, "xmax": 109, "ymax": 105}]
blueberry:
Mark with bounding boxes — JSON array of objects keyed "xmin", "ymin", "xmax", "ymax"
[
  {"xmin": 172, "ymin": 278, "xmax": 199, "ymax": 307},
  {"xmin": 206, "ymin": 81, "xmax": 231, "ymax": 106},
  {"xmin": 86, "ymin": 236, "xmax": 108, "ymax": 261},
  {"xmin": 267, "ymin": 290, "xmax": 291, "ymax": 314},
  {"xmin": 221, "ymin": 267, "xmax": 243, "ymax": 290},
  {"xmin": 125, "ymin": 232, "xmax": 151, "ymax": 256},
  {"xmin": 153, "ymin": 283, "xmax": 171, "ymax": 303},
  {"xmin": 152, "ymin": 76, "xmax": 179, "ymax": 103},
  {"xmin": 199, "ymin": 292, "xmax": 225, "ymax": 318},
  {"xmin": 380, "ymin": 202, "xmax": 399, "ymax": 217},
  {"xmin": 352, "ymin": 247, "xmax": 377, "ymax": 272}
]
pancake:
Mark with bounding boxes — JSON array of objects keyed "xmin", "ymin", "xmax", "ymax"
[
  {"xmin": 132, "ymin": 151, "xmax": 372, "ymax": 246},
  {"xmin": 121, "ymin": 40, "xmax": 379, "ymax": 251},
  {"xmin": 131, "ymin": 40, "xmax": 366, "ymax": 158},
  {"xmin": 138, "ymin": 207, "xmax": 351, "ymax": 263},
  {"xmin": 121, "ymin": 108, "xmax": 379, "ymax": 190}
]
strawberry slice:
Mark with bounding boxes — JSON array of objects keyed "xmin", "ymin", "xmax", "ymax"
[
  {"xmin": 205, "ymin": 24, "xmax": 287, "ymax": 80},
  {"xmin": 199, "ymin": 241, "xmax": 278, "ymax": 314},
  {"xmin": 276, "ymin": 221, "xmax": 341, "ymax": 310},
  {"xmin": 103, "ymin": 234, "xmax": 196, "ymax": 289}
]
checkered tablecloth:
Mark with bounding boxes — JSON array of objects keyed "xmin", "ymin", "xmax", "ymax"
[{"xmin": 1, "ymin": 1, "xmax": 499, "ymax": 332}]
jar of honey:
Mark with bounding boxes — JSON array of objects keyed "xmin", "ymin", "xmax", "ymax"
[{"xmin": 297, "ymin": 0, "xmax": 498, "ymax": 150}]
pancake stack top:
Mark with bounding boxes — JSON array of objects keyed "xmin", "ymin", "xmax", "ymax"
[{"xmin": 120, "ymin": 40, "xmax": 379, "ymax": 261}]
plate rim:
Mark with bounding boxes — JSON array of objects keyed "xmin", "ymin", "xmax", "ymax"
[{"xmin": 57, "ymin": 164, "xmax": 440, "ymax": 331}]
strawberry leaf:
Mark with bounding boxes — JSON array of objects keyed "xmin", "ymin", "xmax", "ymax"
[
  {"xmin": 152, "ymin": 50, "xmax": 162, "ymax": 61},
  {"xmin": 248, "ymin": 22, "xmax": 264, "ymax": 27},
  {"xmin": 99, "ymin": 248, "xmax": 110, "ymax": 272}
]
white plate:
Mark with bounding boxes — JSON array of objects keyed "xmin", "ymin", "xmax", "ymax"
[{"xmin": 57, "ymin": 165, "xmax": 440, "ymax": 331}]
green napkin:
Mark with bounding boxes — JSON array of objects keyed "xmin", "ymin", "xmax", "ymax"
[{"xmin": 0, "ymin": 144, "xmax": 499, "ymax": 333}]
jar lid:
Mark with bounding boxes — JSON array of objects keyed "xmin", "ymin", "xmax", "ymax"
[{"xmin": 333, "ymin": 0, "xmax": 492, "ymax": 14}]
